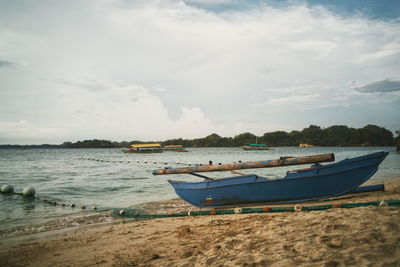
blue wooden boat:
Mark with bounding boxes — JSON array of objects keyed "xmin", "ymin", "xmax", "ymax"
[{"xmin": 153, "ymin": 151, "xmax": 388, "ymax": 208}]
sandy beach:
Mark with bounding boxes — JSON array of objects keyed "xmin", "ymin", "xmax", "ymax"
[{"xmin": 1, "ymin": 177, "xmax": 399, "ymax": 267}]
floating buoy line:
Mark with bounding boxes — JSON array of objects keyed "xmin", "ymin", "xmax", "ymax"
[
  {"xmin": 1, "ymin": 184, "xmax": 106, "ymax": 212},
  {"xmin": 2, "ymin": 184, "xmax": 400, "ymax": 220},
  {"xmin": 77, "ymin": 157, "xmax": 229, "ymax": 167},
  {"xmin": 1, "ymin": 184, "xmax": 36, "ymax": 197}
]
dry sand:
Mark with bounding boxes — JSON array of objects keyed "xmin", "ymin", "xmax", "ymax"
[{"xmin": 1, "ymin": 177, "xmax": 400, "ymax": 267}]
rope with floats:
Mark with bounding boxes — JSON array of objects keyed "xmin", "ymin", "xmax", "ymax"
[
  {"xmin": 3, "ymin": 184, "xmax": 400, "ymax": 219},
  {"xmin": 112, "ymin": 200, "xmax": 400, "ymax": 219}
]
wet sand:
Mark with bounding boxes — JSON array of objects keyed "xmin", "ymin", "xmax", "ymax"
[{"xmin": 1, "ymin": 177, "xmax": 399, "ymax": 267}]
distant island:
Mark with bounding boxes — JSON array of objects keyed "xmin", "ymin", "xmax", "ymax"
[{"xmin": 1, "ymin": 124, "xmax": 399, "ymax": 150}]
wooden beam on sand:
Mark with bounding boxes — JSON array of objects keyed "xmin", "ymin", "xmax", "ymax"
[{"xmin": 152, "ymin": 153, "xmax": 335, "ymax": 175}]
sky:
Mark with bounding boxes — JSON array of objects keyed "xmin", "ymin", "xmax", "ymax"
[{"xmin": 0, "ymin": 0, "xmax": 399, "ymax": 144}]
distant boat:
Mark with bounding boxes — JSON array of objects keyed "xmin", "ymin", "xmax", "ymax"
[
  {"xmin": 163, "ymin": 145, "xmax": 188, "ymax": 152},
  {"xmin": 299, "ymin": 143, "xmax": 315, "ymax": 147},
  {"xmin": 153, "ymin": 151, "xmax": 388, "ymax": 208},
  {"xmin": 241, "ymin": 143, "xmax": 270, "ymax": 150},
  {"xmin": 122, "ymin": 143, "xmax": 163, "ymax": 153}
]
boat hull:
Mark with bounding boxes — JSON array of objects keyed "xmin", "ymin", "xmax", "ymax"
[
  {"xmin": 168, "ymin": 151, "xmax": 388, "ymax": 207},
  {"xmin": 241, "ymin": 145, "xmax": 270, "ymax": 150},
  {"xmin": 163, "ymin": 149, "xmax": 189, "ymax": 152},
  {"xmin": 122, "ymin": 149, "xmax": 163, "ymax": 153},
  {"xmin": 242, "ymin": 147, "xmax": 270, "ymax": 150}
]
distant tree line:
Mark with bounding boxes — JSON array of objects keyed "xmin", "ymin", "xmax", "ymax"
[
  {"xmin": 61, "ymin": 140, "xmax": 118, "ymax": 148},
  {"xmin": 162, "ymin": 125, "xmax": 395, "ymax": 147},
  {"xmin": 59, "ymin": 140, "xmax": 150, "ymax": 148},
  {"xmin": 0, "ymin": 144, "xmax": 60, "ymax": 149},
  {"xmin": 0, "ymin": 124, "xmax": 397, "ymax": 149}
]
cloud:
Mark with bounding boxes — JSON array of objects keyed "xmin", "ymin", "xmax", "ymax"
[
  {"xmin": 355, "ymin": 78, "xmax": 400, "ymax": 93},
  {"xmin": 58, "ymin": 79, "xmax": 110, "ymax": 92},
  {"xmin": 0, "ymin": 59, "xmax": 18, "ymax": 68},
  {"xmin": 45, "ymin": 79, "xmax": 215, "ymax": 141},
  {"xmin": 185, "ymin": 0, "xmax": 234, "ymax": 4},
  {"xmin": 0, "ymin": 120, "xmax": 66, "ymax": 139},
  {"xmin": 357, "ymin": 43, "xmax": 400, "ymax": 63},
  {"xmin": 0, "ymin": 0, "xmax": 399, "ymax": 143}
]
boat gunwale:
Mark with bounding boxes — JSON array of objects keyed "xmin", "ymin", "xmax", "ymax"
[{"xmin": 157, "ymin": 151, "xmax": 387, "ymax": 175}]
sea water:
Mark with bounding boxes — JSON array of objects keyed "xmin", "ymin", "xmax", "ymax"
[{"xmin": 1, "ymin": 147, "xmax": 399, "ymax": 235}]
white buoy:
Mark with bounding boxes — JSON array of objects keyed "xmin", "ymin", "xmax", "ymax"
[
  {"xmin": 144, "ymin": 161, "xmax": 147, "ymax": 163},
  {"xmin": 153, "ymin": 161, "xmax": 157, "ymax": 164},
  {"xmin": 22, "ymin": 186, "xmax": 36, "ymax": 197},
  {"xmin": 119, "ymin": 209, "xmax": 125, "ymax": 215},
  {"xmin": 294, "ymin": 204, "xmax": 302, "ymax": 212},
  {"xmin": 1, "ymin": 184, "xmax": 14, "ymax": 193},
  {"xmin": 164, "ymin": 161, "xmax": 168, "ymax": 164},
  {"xmin": 176, "ymin": 161, "xmax": 180, "ymax": 164},
  {"xmin": 234, "ymin": 207, "xmax": 243, "ymax": 214}
]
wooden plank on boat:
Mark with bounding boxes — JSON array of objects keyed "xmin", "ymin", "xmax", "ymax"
[{"xmin": 152, "ymin": 153, "xmax": 335, "ymax": 175}]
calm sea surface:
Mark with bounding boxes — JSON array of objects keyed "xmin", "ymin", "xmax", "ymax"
[{"xmin": 1, "ymin": 147, "xmax": 399, "ymax": 234}]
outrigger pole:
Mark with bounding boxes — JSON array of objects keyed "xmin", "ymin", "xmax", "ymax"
[{"xmin": 152, "ymin": 153, "xmax": 335, "ymax": 175}]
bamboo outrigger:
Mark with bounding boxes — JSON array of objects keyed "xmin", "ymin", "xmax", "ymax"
[{"xmin": 152, "ymin": 153, "xmax": 335, "ymax": 175}]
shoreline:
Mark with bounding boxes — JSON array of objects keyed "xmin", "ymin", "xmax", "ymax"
[
  {"xmin": 0, "ymin": 176, "xmax": 396, "ymax": 240},
  {"xmin": 1, "ymin": 177, "xmax": 399, "ymax": 266}
]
